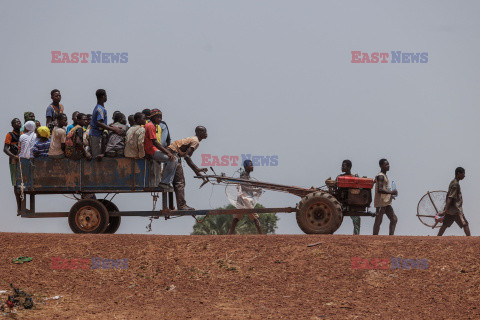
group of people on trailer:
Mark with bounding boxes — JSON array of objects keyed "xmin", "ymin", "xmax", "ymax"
[
  {"xmin": 3, "ymin": 89, "xmax": 209, "ymax": 211},
  {"xmin": 338, "ymin": 159, "xmax": 470, "ymax": 237},
  {"xmin": 3, "ymin": 89, "xmax": 470, "ymax": 236}
]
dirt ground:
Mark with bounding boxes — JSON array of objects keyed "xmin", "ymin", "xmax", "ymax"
[{"xmin": 0, "ymin": 233, "xmax": 478, "ymax": 319}]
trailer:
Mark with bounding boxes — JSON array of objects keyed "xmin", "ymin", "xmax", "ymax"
[
  {"xmin": 13, "ymin": 158, "xmax": 295, "ymax": 234},
  {"xmin": 14, "ymin": 158, "xmax": 375, "ymax": 234}
]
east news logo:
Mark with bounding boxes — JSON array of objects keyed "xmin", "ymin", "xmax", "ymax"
[
  {"xmin": 351, "ymin": 51, "xmax": 428, "ymax": 63},
  {"xmin": 51, "ymin": 51, "xmax": 128, "ymax": 63}
]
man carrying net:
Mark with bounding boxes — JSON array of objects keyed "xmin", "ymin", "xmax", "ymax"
[{"xmin": 228, "ymin": 160, "xmax": 264, "ymax": 235}]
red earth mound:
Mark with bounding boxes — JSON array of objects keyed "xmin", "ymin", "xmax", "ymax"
[{"xmin": 0, "ymin": 233, "xmax": 478, "ymax": 319}]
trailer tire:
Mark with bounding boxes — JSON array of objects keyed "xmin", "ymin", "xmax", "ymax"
[
  {"xmin": 69, "ymin": 199, "xmax": 110, "ymax": 234},
  {"xmin": 98, "ymin": 200, "xmax": 122, "ymax": 234},
  {"xmin": 296, "ymin": 191, "xmax": 343, "ymax": 234}
]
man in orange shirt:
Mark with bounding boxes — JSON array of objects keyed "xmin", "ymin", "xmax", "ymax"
[{"xmin": 144, "ymin": 109, "xmax": 177, "ymax": 189}]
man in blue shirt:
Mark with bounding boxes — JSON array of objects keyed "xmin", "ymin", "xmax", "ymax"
[{"xmin": 89, "ymin": 89, "xmax": 124, "ymax": 158}]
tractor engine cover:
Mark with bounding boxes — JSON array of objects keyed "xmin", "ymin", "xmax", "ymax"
[
  {"xmin": 337, "ymin": 176, "xmax": 374, "ymax": 189},
  {"xmin": 346, "ymin": 188, "xmax": 372, "ymax": 206}
]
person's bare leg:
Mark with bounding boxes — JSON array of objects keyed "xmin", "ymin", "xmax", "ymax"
[
  {"xmin": 14, "ymin": 188, "xmax": 22, "ymax": 213},
  {"xmin": 253, "ymin": 218, "xmax": 263, "ymax": 234},
  {"xmin": 385, "ymin": 206, "xmax": 398, "ymax": 235},
  {"xmin": 229, "ymin": 218, "xmax": 239, "ymax": 235},
  {"xmin": 373, "ymin": 208, "xmax": 383, "ymax": 235},
  {"xmin": 464, "ymin": 225, "xmax": 471, "ymax": 236},
  {"xmin": 437, "ymin": 224, "xmax": 447, "ymax": 236}
]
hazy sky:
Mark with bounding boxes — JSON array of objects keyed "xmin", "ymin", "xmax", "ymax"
[{"xmin": 1, "ymin": 0, "xmax": 479, "ymax": 236}]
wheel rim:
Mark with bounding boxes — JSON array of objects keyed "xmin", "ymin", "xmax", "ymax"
[
  {"xmin": 306, "ymin": 202, "xmax": 332, "ymax": 228},
  {"xmin": 75, "ymin": 206, "xmax": 101, "ymax": 232}
]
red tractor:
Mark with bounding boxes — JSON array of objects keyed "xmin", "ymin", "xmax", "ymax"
[{"xmin": 199, "ymin": 174, "xmax": 376, "ymax": 234}]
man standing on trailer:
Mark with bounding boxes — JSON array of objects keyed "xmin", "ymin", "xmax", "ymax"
[
  {"xmin": 373, "ymin": 158, "xmax": 398, "ymax": 235},
  {"xmin": 228, "ymin": 159, "xmax": 263, "ymax": 235},
  {"xmin": 46, "ymin": 89, "xmax": 64, "ymax": 129},
  {"xmin": 89, "ymin": 89, "xmax": 124, "ymax": 158},
  {"xmin": 167, "ymin": 126, "xmax": 208, "ymax": 210},
  {"xmin": 436, "ymin": 167, "xmax": 471, "ymax": 236}
]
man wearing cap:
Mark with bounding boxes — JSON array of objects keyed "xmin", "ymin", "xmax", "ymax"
[
  {"xmin": 228, "ymin": 159, "xmax": 263, "ymax": 234},
  {"xmin": 144, "ymin": 109, "xmax": 177, "ymax": 189},
  {"xmin": 167, "ymin": 126, "xmax": 208, "ymax": 210},
  {"xmin": 20, "ymin": 112, "xmax": 35, "ymax": 133}
]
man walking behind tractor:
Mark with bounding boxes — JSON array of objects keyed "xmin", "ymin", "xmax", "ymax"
[
  {"xmin": 228, "ymin": 159, "xmax": 263, "ymax": 235},
  {"xmin": 373, "ymin": 158, "xmax": 398, "ymax": 235},
  {"xmin": 436, "ymin": 167, "xmax": 471, "ymax": 236},
  {"xmin": 337, "ymin": 160, "xmax": 361, "ymax": 235}
]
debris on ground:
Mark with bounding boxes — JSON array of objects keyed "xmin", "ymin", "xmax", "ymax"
[{"xmin": 11, "ymin": 257, "xmax": 32, "ymax": 264}]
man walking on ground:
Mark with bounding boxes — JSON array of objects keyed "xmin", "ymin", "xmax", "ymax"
[
  {"xmin": 167, "ymin": 126, "xmax": 208, "ymax": 210},
  {"xmin": 373, "ymin": 158, "xmax": 398, "ymax": 235},
  {"xmin": 437, "ymin": 167, "xmax": 471, "ymax": 236},
  {"xmin": 89, "ymin": 89, "xmax": 124, "ymax": 158},
  {"xmin": 144, "ymin": 109, "xmax": 177, "ymax": 189},
  {"xmin": 228, "ymin": 159, "xmax": 263, "ymax": 235},
  {"xmin": 337, "ymin": 159, "xmax": 361, "ymax": 235}
]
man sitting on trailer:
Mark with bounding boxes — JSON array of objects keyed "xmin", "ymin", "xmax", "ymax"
[
  {"xmin": 65, "ymin": 113, "xmax": 92, "ymax": 160},
  {"xmin": 32, "ymin": 126, "xmax": 51, "ymax": 158},
  {"xmin": 167, "ymin": 126, "xmax": 208, "ymax": 211},
  {"xmin": 48, "ymin": 113, "xmax": 68, "ymax": 159},
  {"xmin": 144, "ymin": 109, "xmax": 177, "ymax": 189},
  {"xmin": 105, "ymin": 112, "xmax": 127, "ymax": 158},
  {"xmin": 337, "ymin": 159, "xmax": 361, "ymax": 235},
  {"xmin": 228, "ymin": 159, "xmax": 263, "ymax": 234},
  {"xmin": 125, "ymin": 112, "xmax": 146, "ymax": 159}
]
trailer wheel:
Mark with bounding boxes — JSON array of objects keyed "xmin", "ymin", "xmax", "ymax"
[
  {"xmin": 98, "ymin": 200, "xmax": 122, "ymax": 234},
  {"xmin": 69, "ymin": 199, "xmax": 109, "ymax": 234},
  {"xmin": 296, "ymin": 192, "xmax": 343, "ymax": 234}
]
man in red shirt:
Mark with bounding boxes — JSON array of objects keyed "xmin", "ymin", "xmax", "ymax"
[{"xmin": 144, "ymin": 109, "xmax": 177, "ymax": 189}]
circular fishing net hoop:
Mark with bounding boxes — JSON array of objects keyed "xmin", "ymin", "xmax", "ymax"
[
  {"xmin": 225, "ymin": 172, "xmax": 263, "ymax": 209},
  {"xmin": 417, "ymin": 191, "xmax": 447, "ymax": 228}
]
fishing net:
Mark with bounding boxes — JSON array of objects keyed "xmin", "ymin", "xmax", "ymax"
[
  {"xmin": 417, "ymin": 191, "xmax": 447, "ymax": 228},
  {"xmin": 225, "ymin": 172, "xmax": 263, "ymax": 209}
]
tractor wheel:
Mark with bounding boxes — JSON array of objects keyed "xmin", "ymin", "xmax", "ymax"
[
  {"xmin": 98, "ymin": 200, "xmax": 122, "ymax": 234},
  {"xmin": 296, "ymin": 191, "xmax": 343, "ymax": 234},
  {"xmin": 68, "ymin": 199, "xmax": 110, "ymax": 234}
]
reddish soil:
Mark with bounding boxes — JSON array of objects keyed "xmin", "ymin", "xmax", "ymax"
[{"xmin": 0, "ymin": 233, "xmax": 478, "ymax": 319}]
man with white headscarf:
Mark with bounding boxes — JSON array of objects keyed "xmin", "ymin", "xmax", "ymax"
[{"xmin": 18, "ymin": 121, "xmax": 37, "ymax": 159}]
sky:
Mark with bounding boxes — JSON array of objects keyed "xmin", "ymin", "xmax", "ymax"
[{"xmin": 0, "ymin": 0, "xmax": 479, "ymax": 236}]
